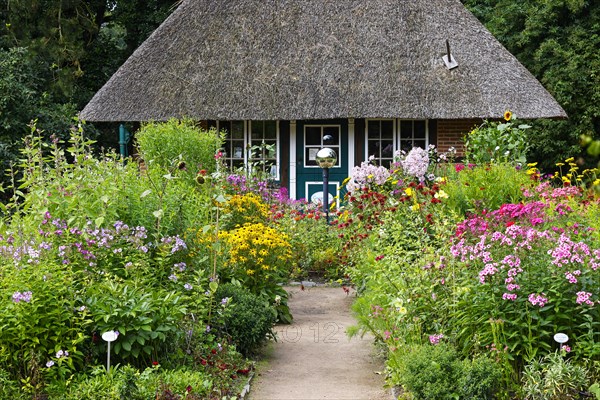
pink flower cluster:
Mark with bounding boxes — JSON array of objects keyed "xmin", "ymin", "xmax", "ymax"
[
  {"xmin": 429, "ymin": 333, "xmax": 444, "ymax": 345},
  {"xmin": 528, "ymin": 293, "xmax": 548, "ymax": 307},
  {"xmin": 576, "ymin": 291, "xmax": 595, "ymax": 306},
  {"xmin": 502, "ymin": 293, "xmax": 517, "ymax": 301}
]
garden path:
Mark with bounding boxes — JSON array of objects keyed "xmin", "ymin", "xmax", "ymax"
[{"xmin": 247, "ymin": 286, "xmax": 389, "ymax": 400}]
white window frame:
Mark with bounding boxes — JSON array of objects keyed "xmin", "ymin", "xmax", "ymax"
[
  {"xmin": 365, "ymin": 118, "xmax": 396, "ymax": 166},
  {"xmin": 216, "ymin": 120, "xmax": 281, "ymax": 180},
  {"xmin": 303, "ymin": 124, "xmax": 342, "ymax": 169},
  {"xmin": 364, "ymin": 119, "xmax": 429, "ymax": 164}
]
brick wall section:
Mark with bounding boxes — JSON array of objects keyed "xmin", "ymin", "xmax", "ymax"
[{"xmin": 436, "ymin": 119, "xmax": 482, "ymax": 157}]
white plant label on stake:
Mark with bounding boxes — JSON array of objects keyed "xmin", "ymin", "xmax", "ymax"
[
  {"xmin": 553, "ymin": 333, "xmax": 569, "ymax": 344},
  {"xmin": 102, "ymin": 331, "xmax": 119, "ymax": 372}
]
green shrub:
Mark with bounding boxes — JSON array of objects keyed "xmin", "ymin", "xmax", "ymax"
[
  {"xmin": 63, "ymin": 365, "xmax": 213, "ymax": 400},
  {"xmin": 391, "ymin": 344, "xmax": 503, "ymax": 400},
  {"xmin": 0, "ymin": 262, "xmax": 90, "ymax": 390},
  {"xmin": 85, "ymin": 281, "xmax": 186, "ymax": 365},
  {"xmin": 135, "ymin": 119, "xmax": 222, "ymax": 174},
  {"xmin": 459, "ymin": 355, "xmax": 503, "ymax": 399},
  {"xmin": 215, "ymin": 283, "xmax": 277, "ymax": 355},
  {"xmin": 464, "ymin": 115, "xmax": 531, "ymax": 166},
  {"xmin": 393, "ymin": 343, "xmax": 464, "ymax": 400},
  {"xmin": 442, "ymin": 163, "xmax": 532, "ymax": 215}
]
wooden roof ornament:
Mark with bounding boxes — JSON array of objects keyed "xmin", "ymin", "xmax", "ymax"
[{"xmin": 80, "ymin": 0, "xmax": 567, "ymax": 122}]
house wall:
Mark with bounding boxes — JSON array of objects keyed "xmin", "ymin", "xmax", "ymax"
[{"xmin": 436, "ymin": 119, "xmax": 481, "ymax": 156}]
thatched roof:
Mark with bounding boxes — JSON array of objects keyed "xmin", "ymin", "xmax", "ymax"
[{"xmin": 81, "ymin": 0, "xmax": 567, "ymax": 122}]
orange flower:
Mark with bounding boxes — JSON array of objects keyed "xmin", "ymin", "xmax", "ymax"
[{"xmin": 503, "ymin": 110, "xmax": 512, "ymax": 121}]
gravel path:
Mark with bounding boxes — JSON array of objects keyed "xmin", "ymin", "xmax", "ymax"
[{"xmin": 247, "ymin": 286, "xmax": 390, "ymax": 400}]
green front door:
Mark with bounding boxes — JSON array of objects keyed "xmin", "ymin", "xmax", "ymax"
[{"xmin": 295, "ymin": 120, "xmax": 348, "ymax": 204}]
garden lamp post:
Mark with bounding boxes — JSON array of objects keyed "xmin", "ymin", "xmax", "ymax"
[{"xmin": 315, "ymin": 148, "xmax": 337, "ymax": 224}]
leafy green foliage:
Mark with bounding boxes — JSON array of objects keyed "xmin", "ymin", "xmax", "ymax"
[
  {"xmin": 391, "ymin": 343, "xmax": 503, "ymax": 400},
  {"xmin": 135, "ymin": 119, "xmax": 223, "ymax": 174},
  {"xmin": 85, "ymin": 282, "xmax": 186, "ymax": 362},
  {"xmin": 215, "ymin": 283, "xmax": 277, "ymax": 356},
  {"xmin": 522, "ymin": 351, "xmax": 590, "ymax": 400},
  {"xmin": 442, "ymin": 163, "xmax": 532, "ymax": 215},
  {"xmin": 464, "ymin": 117, "xmax": 531, "ymax": 166},
  {"xmin": 462, "ymin": 0, "xmax": 600, "ymax": 171}
]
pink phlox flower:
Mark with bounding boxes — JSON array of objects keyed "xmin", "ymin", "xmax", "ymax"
[
  {"xmin": 565, "ymin": 272, "xmax": 578, "ymax": 284},
  {"xmin": 502, "ymin": 293, "xmax": 517, "ymax": 301},
  {"xmin": 528, "ymin": 293, "xmax": 548, "ymax": 307},
  {"xmin": 506, "ymin": 284, "xmax": 520, "ymax": 292},
  {"xmin": 576, "ymin": 291, "xmax": 594, "ymax": 306},
  {"xmin": 429, "ymin": 333, "xmax": 444, "ymax": 345},
  {"xmin": 479, "ymin": 263, "xmax": 499, "ymax": 283}
]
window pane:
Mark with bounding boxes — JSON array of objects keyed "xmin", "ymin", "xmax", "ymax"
[
  {"xmin": 305, "ymin": 148, "xmax": 318, "ymax": 166},
  {"xmin": 381, "ymin": 140, "xmax": 394, "ymax": 158},
  {"xmin": 251, "ymin": 121, "xmax": 263, "ymax": 139},
  {"xmin": 367, "ymin": 121, "xmax": 380, "ymax": 139},
  {"xmin": 219, "ymin": 121, "xmax": 232, "ymax": 136},
  {"xmin": 368, "ymin": 140, "xmax": 380, "ymax": 158},
  {"xmin": 381, "ymin": 120, "xmax": 394, "ymax": 139},
  {"xmin": 400, "ymin": 121, "xmax": 413, "ymax": 139},
  {"xmin": 223, "ymin": 141, "xmax": 232, "ymax": 158},
  {"xmin": 323, "ymin": 126, "xmax": 339, "ymax": 145},
  {"xmin": 232, "ymin": 141, "xmax": 244, "ymax": 159},
  {"xmin": 231, "ymin": 121, "xmax": 244, "ymax": 139},
  {"xmin": 414, "ymin": 140, "xmax": 426, "ymax": 149},
  {"xmin": 305, "ymin": 127, "xmax": 321, "ymax": 145},
  {"xmin": 414, "ymin": 121, "xmax": 426, "ymax": 138},
  {"xmin": 400, "ymin": 140, "xmax": 413, "ymax": 152},
  {"xmin": 264, "ymin": 121, "xmax": 277, "ymax": 139},
  {"xmin": 381, "ymin": 159, "xmax": 393, "ymax": 169}
]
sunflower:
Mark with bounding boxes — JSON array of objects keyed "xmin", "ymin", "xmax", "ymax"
[{"xmin": 503, "ymin": 110, "xmax": 513, "ymax": 121}]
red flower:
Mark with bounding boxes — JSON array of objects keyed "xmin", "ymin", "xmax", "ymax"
[
  {"xmin": 201, "ymin": 359, "xmax": 207, "ymax": 366},
  {"xmin": 455, "ymin": 164, "xmax": 465, "ymax": 173},
  {"xmin": 375, "ymin": 255, "xmax": 385, "ymax": 261},
  {"xmin": 186, "ymin": 385, "xmax": 192, "ymax": 393},
  {"xmin": 152, "ymin": 361, "xmax": 159, "ymax": 366},
  {"xmin": 506, "ymin": 221, "xmax": 515, "ymax": 227}
]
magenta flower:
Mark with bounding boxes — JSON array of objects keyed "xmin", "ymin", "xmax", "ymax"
[
  {"xmin": 576, "ymin": 291, "xmax": 594, "ymax": 306},
  {"xmin": 528, "ymin": 293, "xmax": 548, "ymax": 307},
  {"xmin": 429, "ymin": 333, "xmax": 444, "ymax": 345}
]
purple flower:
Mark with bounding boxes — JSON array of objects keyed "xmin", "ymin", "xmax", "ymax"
[
  {"xmin": 46, "ymin": 360, "xmax": 55, "ymax": 368},
  {"xmin": 12, "ymin": 291, "xmax": 32, "ymax": 303},
  {"xmin": 169, "ymin": 274, "xmax": 178, "ymax": 282},
  {"xmin": 184, "ymin": 283, "xmax": 193, "ymax": 290}
]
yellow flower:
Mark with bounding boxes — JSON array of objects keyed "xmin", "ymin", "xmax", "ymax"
[
  {"xmin": 246, "ymin": 269, "xmax": 255, "ymax": 275},
  {"xmin": 527, "ymin": 162, "xmax": 538, "ymax": 167},
  {"xmin": 593, "ymin": 179, "xmax": 600, "ymax": 186},
  {"xmin": 434, "ymin": 190, "xmax": 449, "ymax": 199},
  {"xmin": 555, "ymin": 163, "xmax": 564, "ymax": 167},
  {"xmin": 411, "ymin": 204, "xmax": 420, "ymax": 211},
  {"xmin": 503, "ymin": 110, "xmax": 512, "ymax": 121},
  {"xmin": 565, "ymin": 157, "xmax": 575, "ymax": 163},
  {"xmin": 342, "ymin": 177, "xmax": 351, "ymax": 186},
  {"xmin": 404, "ymin": 187, "xmax": 414, "ymax": 196},
  {"xmin": 261, "ymin": 265, "xmax": 270, "ymax": 270}
]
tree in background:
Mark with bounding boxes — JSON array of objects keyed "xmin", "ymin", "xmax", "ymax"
[
  {"xmin": 0, "ymin": 0, "xmax": 179, "ymax": 196},
  {"xmin": 462, "ymin": 0, "xmax": 600, "ymax": 170}
]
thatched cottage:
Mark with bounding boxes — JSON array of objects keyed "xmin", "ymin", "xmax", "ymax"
[{"xmin": 81, "ymin": 0, "xmax": 566, "ymax": 200}]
